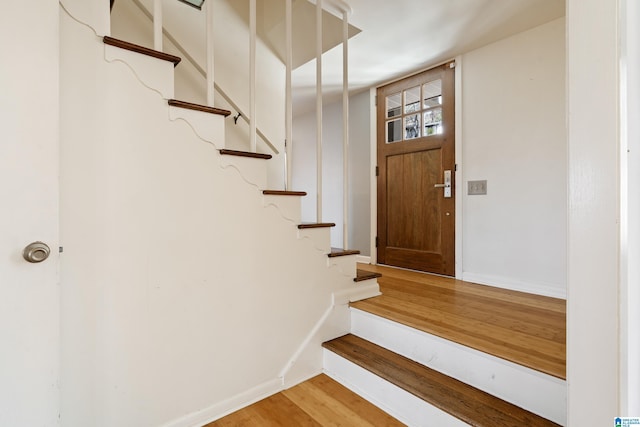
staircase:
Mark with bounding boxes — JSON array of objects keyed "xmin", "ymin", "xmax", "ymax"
[
  {"xmin": 58, "ymin": 3, "xmax": 380, "ymax": 425},
  {"xmin": 321, "ymin": 268, "xmax": 566, "ymax": 426}
]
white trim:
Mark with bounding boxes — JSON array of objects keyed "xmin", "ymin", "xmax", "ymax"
[
  {"xmin": 160, "ymin": 378, "xmax": 283, "ymax": 427},
  {"xmin": 462, "ymin": 272, "xmax": 567, "ymax": 299},
  {"xmin": 279, "ymin": 284, "xmax": 380, "ymax": 383},
  {"xmin": 355, "ymin": 255, "xmax": 371, "ymax": 264},
  {"xmin": 454, "ymin": 55, "xmax": 463, "ymax": 280},
  {"xmin": 278, "ymin": 303, "xmax": 335, "ymax": 380},
  {"xmin": 333, "ymin": 283, "xmax": 381, "ymax": 305},
  {"xmin": 369, "ymin": 88, "xmax": 377, "ymax": 264},
  {"xmin": 350, "ymin": 308, "xmax": 567, "ymax": 425}
]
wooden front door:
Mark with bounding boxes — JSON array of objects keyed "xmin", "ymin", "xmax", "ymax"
[{"xmin": 377, "ymin": 64, "xmax": 455, "ymax": 276}]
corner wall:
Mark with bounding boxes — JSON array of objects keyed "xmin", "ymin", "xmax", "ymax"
[{"xmin": 459, "ymin": 18, "xmax": 566, "ymax": 298}]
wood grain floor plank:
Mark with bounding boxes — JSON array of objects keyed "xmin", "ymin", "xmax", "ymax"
[{"xmin": 204, "ymin": 375, "xmax": 404, "ymax": 426}]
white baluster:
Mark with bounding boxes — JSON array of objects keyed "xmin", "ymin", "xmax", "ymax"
[
  {"xmin": 206, "ymin": 0, "xmax": 214, "ymax": 106},
  {"xmin": 342, "ymin": 10, "xmax": 349, "ymax": 250},
  {"xmin": 153, "ymin": 0, "xmax": 163, "ymax": 51},
  {"xmin": 285, "ymin": 0, "xmax": 293, "ymax": 190},
  {"xmin": 316, "ymin": 0, "xmax": 323, "ymax": 222},
  {"xmin": 249, "ymin": 0, "xmax": 257, "ymax": 152}
]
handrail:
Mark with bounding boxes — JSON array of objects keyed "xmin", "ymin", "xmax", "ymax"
[{"xmin": 130, "ymin": 0, "xmax": 279, "ymax": 155}]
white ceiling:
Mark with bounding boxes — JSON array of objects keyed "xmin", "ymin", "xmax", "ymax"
[{"xmin": 292, "ymin": 0, "xmax": 565, "ymax": 114}]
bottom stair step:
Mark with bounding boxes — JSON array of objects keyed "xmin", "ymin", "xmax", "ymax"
[
  {"xmin": 323, "ymin": 334, "xmax": 560, "ymax": 427},
  {"xmin": 354, "ymin": 269, "xmax": 382, "ymax": 282}
]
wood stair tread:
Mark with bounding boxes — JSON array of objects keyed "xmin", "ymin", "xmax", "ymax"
[
  {"xmin": 354, "ymin": 269, "xmax": 382, "ymax": 282},
  {"xmin": 297, "ymin": 222, "xmax": 336, "ymax": 229},
  {"xmin": 262, "ymin": 190, "xmax": 307, "ymax": 196},
  {"xmin": 329, "ymin": 247, "xmax": 361, "ymax": 258},
  {"xmin": 323, "ymin": 334, "xmax": 560, "ymax": 427},
  {"xmin": 168, "ymin": 99, "xmax": 231, "ymax": 117},
  {"xmin": 103, "ymin": 36, "xmax": 181, "ymax": 66},
  {"xmin": 219, "ymin": 149, "xmax": 272, "ymax": 160}
]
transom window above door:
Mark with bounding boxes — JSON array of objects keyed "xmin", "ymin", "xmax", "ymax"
[{"xmin": 385, "ymin": 79, "xmax": 443, "ymax": 143}]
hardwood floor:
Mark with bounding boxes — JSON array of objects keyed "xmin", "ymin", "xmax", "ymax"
[
  {"xmin": 205, "ymin": 263, "xmax": 565, "ymax": 426},
  {"xmin": 205, "ymin": 374, "xmax": 405, "ymax": 426},
  {"xmin": 352, "ymin": 263, "xmax": 566, "ymax": 379}
]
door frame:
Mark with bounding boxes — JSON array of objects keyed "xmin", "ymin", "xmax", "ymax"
[{"xmin": 369, "ymin": 56, "xmax": 464, "ymax": 279}]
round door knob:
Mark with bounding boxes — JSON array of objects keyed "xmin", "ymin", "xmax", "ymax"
[{"xmin": 23, "ymin": 241, "xmax": 51, "ymax": 263}]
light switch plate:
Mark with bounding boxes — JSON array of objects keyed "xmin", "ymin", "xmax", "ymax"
[{"xmin": 468, "ymin": 180, "xmax": 487, "ymax": 195}]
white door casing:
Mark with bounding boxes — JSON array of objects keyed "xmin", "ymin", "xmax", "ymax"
[{"xmin": 0, "ymin": 1, "xmax": 60, "ymax": 425}]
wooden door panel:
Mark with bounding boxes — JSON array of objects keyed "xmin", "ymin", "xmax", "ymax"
[
  {"xmin": 386, "ymin": 150, "xmax": 442, "ymax": 252},
  {"xmin": 377, "ymin": 63, "xmax": 455, "ymax": 276}
]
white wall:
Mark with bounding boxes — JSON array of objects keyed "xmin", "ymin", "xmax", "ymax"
[
  {"xmin": 567, "ymin": 0, "xmax": 621, "ymax": 424},
  {"xmin": 349, "ymin": 91, "xmax": 374, "ymax": 256},
  {"xmin": 292, "ymin": 91, "xmax": 372, "ymax": 252},
  {"xmin": 0, "ymin": 1, "xmax": 60, "ymax": 426},
  {"xmin": 59, "ymin": 8, "xmax": 373, "ymax": 426},
  {"xmin": 460, "ymin": 18, "xmax": 566, "ymax": 298}
]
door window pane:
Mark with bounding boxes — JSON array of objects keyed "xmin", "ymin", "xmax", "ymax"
[
  {"xmin": 386, "ymin": 93, "xmax": 401, "ymax": 118},
  {"xmin": 424, "ymin": 107, "xmax": 443, "ymax": 136},
  {"xmin": 404, "ymin": 114, "xmax": 421, "ymax": 140},
  {"xmin": 423, "ymin": 79, "xmax": 442, "ymax": 108},
  {"xmin": 386, "ymin": 119, "xmax": 402, "ymax": 143},
  {"xmin": 404, "ymin": 86, "xmax": 421, "ymax": 114}
]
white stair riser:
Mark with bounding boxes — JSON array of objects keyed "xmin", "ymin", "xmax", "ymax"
[
  {"xmin": 297, "ymin": 228, "xmax": 331, "ymax": 252},
  {"xmin": 327, "ymin": 255, "xmax": 357, "ymax": 277},
  {"xmin": 168, "ymin": 107, "xmax": 226, "ymax": 149},
  {"xmin": 218, "ymin": 155, "xmax": 268, "ymax": 189},
  {"xmin": 262, "ymin": 195, "xmax": 302, "ymax": 223},
  {"xmin": 105, "ymin": 44, "xmax": 175, "ymax": 99},
  {"xmin": 350, "ymin": 308, "xmax": 567, "ymax": 425},
  {"xmin": 323, "ymin": 350, "xmax": 469, "ymax": 427}
]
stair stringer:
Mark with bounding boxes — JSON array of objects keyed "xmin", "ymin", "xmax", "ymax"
[{"xmin": 59, "ymin": 8, "xmax": 378, "ymax": 427}]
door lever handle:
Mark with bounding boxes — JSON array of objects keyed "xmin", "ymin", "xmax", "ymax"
[{"xmin": 435, "ymin": 170, "xmax": 452, "ymax": 198}]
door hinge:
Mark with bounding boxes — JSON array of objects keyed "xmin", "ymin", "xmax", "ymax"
[
  {"xmin": 375, "ymin": 166, "xmax": 379, "ymax": 177},
  {"xmin": 374, "ymin": 95, "xmax": 377, "ymax": 106},
  {"xmin": 455, "ymin": 163, "xmax": 458, "ymax": 172},
  {"xmin": 375, "ymin": 236, "xmax": 379, "ymax": 247}
]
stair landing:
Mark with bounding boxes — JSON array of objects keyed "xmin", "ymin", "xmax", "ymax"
[{"xmin": 351, "ymin": 263, "xmax": 566, "ymax": 379}]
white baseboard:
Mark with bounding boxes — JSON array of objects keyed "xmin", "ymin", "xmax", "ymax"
[
  {"xmin": 355, "ymin": 255, "xmax": 371, "ymax": 264},
  {"xmin": 160, "ymin": 378, "xmax": 283, "ymax": 427},
  {"xmin": 462, "ymin": 272, "xmax": 567, "ymax": 299}
]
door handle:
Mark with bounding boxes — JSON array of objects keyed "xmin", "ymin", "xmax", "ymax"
[
  {"xmin": 434, "ymin": 170, "xmax": 452, "ymax": 198},
  {"xmin": 23, "ymin": 241, "xmax": 50, "ymax": 263}
]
